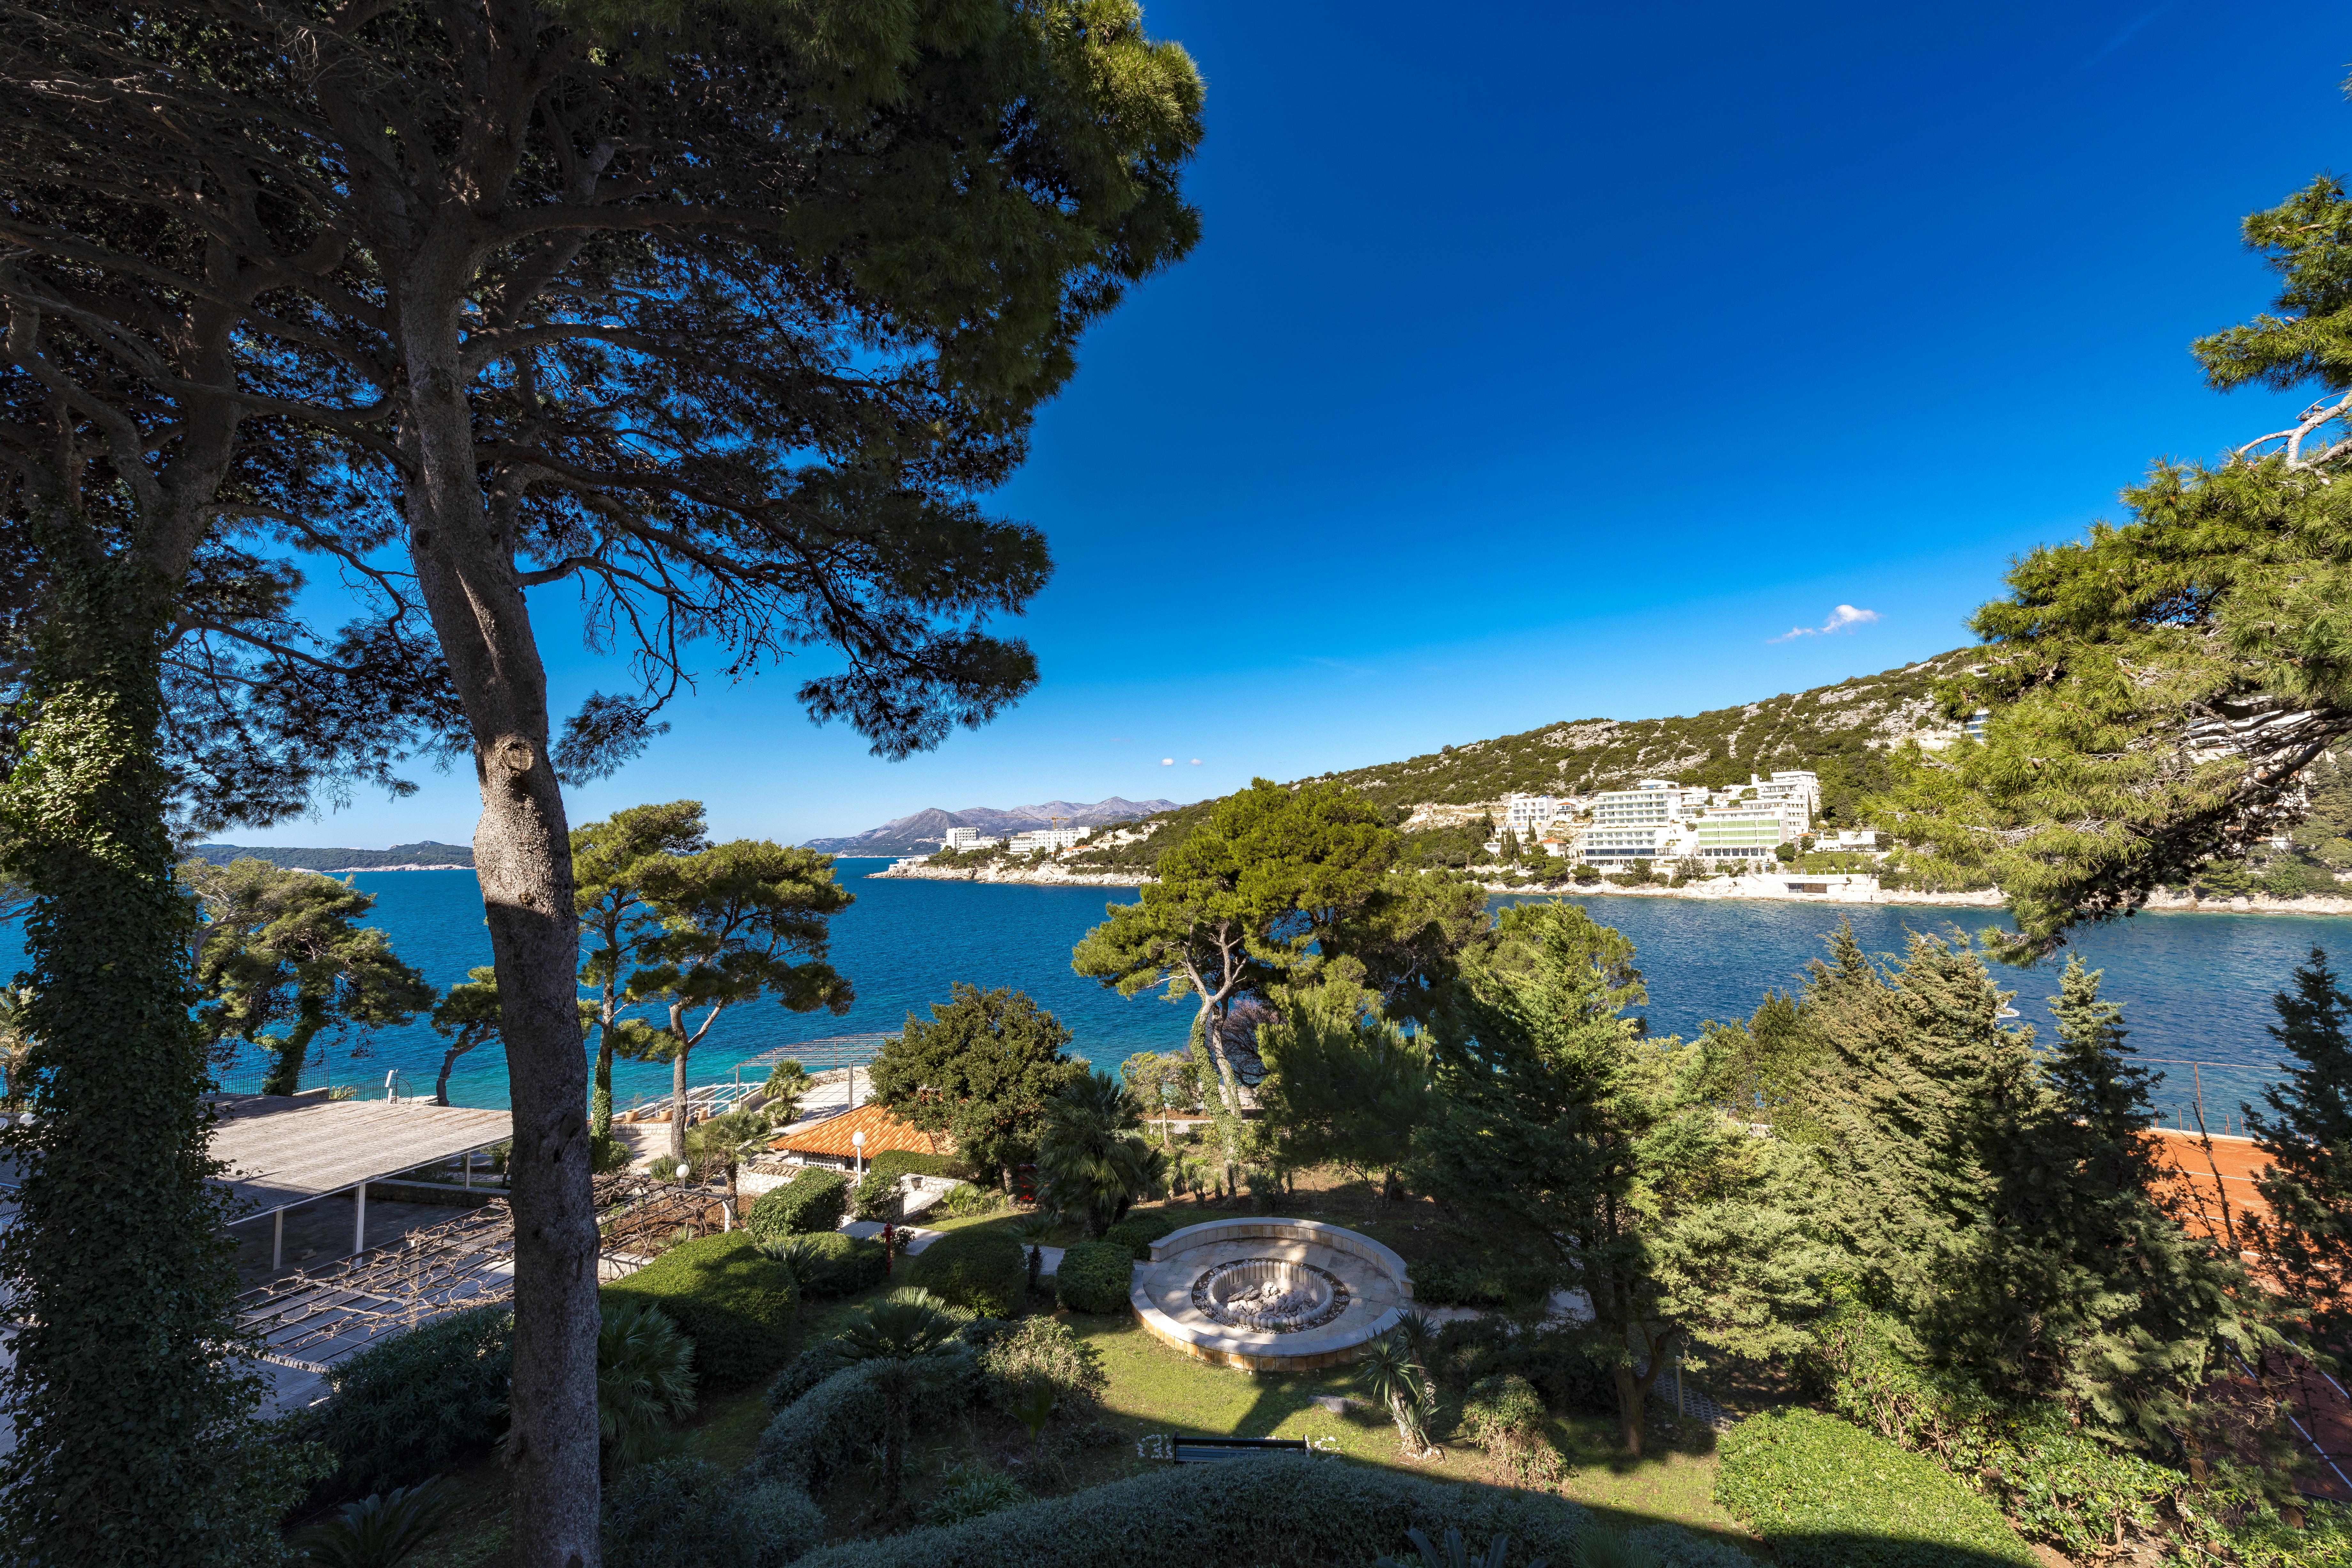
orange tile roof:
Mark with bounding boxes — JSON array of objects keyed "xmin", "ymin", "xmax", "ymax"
[{"xmin": 768, "ymin": 1102, "xmax": 945, "ymax": 1161}]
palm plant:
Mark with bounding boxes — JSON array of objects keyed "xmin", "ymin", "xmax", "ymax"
[
  {"xmin": 597, "ymin": 1303, "xmax": 697, "ymax": 1470},
  {"xmin": 683, "ymin": 1104, "xmax": 773, "ymax": 1221},
  {"xmin": 827, "ymin": 1289, "xmax": 964, "ymax": 1516},
  {"xmin": 1036, "ymin": 1070, "xmax": 1165, "ymax": 1236},
  {"xmin": 1357, "ymin": 1330, "xmax": 1439, "ymax": 1459},
  {"xmin": 298, "ymin": 1479, "xmax": 455, "ymax": 1568},
  {"xmin": 1010, "ymin": 1209, "xmax": 1060, "ymax": 1295}
]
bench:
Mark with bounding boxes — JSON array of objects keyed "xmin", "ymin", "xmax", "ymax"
[{"xmin": 1169, "ymin": 1436, "xmax": 1310, "ymax": 1463}]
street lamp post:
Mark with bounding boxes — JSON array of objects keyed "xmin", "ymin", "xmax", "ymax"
[{"xmin": 851, "ymin": 1128, "xmax": 866, "ymax": 1176}]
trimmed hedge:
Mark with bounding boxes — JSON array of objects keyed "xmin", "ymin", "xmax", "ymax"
[
  {"xmin": 747, "ymin": 1167, "xmax": 849, "ymax": 1241},
  {"xmin": 851, "ymin": 1169, "xmax": 901, "ymax": 1222},
  {"xmin": 1053, "ymin": 1240, "xmax": 1134, "ymax": 1314},
  {"xmin": 295, "ymin": 1302, "xmax": 514, "ymax": 1502},
  {"xmin": 601, "ymin": 1234, "xmax": 797, "ymax": 1387},
  {"xmin": 867, "ymin": 1149, "xmax": 959, "ymax": 1183},
  {"xmin": 602, "ymin": 1455, "xmax": 825, "ymax": 1568},
  {"xmin": 1714, "ymin": 1409, "xmax": 2039, "ymax": 1566},
  {"xmin": 786, "ymin": 1453, "xmax": 1600, "ymax": 1568},
  {"xmin": 770, "ymin": 1230, "xmax": 889, "ymax": 1297},
  {"xmin": 909, "ymin": 1228, "xmax": 1027, "ymax": 1317},
  {"xmin": 754, "ymin": 1356, "xmax": 980, "ymax": 1497},
  {"xmin": 1099, "ymin": 1210, "xmax": 1184, "ymax": 1261}
]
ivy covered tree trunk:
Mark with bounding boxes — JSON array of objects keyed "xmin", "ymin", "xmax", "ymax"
[{"xmin": 0, "ymin": 550, "xmax": 299, "ymax": 1561}]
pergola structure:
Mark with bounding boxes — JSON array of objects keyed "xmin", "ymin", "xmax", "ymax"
[{"xmin": 210, "ymin": 1093, "xmax": 513, "ymax": 1269}]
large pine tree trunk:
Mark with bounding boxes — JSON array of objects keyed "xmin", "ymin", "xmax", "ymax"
[{"xmin": 400, "ymin": 293, "xmax": 600, "ymax": 1566}]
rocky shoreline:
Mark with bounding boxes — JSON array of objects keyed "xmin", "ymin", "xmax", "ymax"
[{"xmin": 868, "ymin": 859, "xmax": 2352, "ymax": 918}]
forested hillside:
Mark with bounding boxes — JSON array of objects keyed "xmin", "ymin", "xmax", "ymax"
[
  {"xmin": 186, "ymin": 842, "xmax": 475, "ymax": 872},
  {"xmin": 1320, "ymin": 651, "xmax": 1974, "ymax": 828}
]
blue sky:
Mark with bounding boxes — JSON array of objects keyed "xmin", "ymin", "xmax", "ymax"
[{"xmin": 238, "ymin": 0, "xmax": 2352, "ymax": 849}]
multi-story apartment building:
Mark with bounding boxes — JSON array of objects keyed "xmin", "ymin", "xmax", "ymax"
[
  {"xmin": 1008, "ymin": 827, "xmax": 1089, "ymax": 855},
  {"xmin": 942, "ymin": 827, "xmax": 1001, "ymax": 851},
  {"xmin": 1498, "ymin": 793, "xmax": 1564, "ymax": 841},
  {"xmin": 1693, "ymin": 808, "xmax": 1788, "ymax": 863}
]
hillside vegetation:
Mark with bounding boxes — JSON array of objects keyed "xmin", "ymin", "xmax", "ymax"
[{"xmin": 187, "ymin": 842, "xmax": 475, "ymax": 872}]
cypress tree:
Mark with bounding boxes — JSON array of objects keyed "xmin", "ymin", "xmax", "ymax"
[{"xmin": 2246, "ymin": 946, "xmax": 2352, "ymax": 1355}]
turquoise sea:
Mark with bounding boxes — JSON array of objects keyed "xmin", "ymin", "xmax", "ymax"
[{"xmin": 17, "ymin": 858, "xmax": 2339, "ymax": 1125}]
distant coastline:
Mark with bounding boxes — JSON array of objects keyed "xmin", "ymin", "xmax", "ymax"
[{"xmin": 866, "ymin": 857, "xmax": 2352, "ymax": 918}]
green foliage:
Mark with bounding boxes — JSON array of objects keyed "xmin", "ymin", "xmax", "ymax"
[
  {"xmin": 974, "ymin": 1314, "xmax": 1106, "ymax": 1415},
  {"xmin": 869, "ymin": 984, "xmax": 1084, "ymax": 1182},
  {"xmin": 753, "ymin": 1349, "xmax": 978, "ymax": 1499},
  {"xmin": 299, "ymin": 1478, "xmax": 458, "ymax": 1568},
  {"xmin": 935, "ymin": 1181, "xmax": 1007, "ymax": 1218},
  {"xmin": 600, "ymin": 1234, "xmax": 797, "ymax": 1387},
  {"xmin": 1053, "ymin": 1240, "xmax": 1137, "ymax": 1314},
  {"xmin": 867, "ymin": 1149, "xmax": 961, "ymax": 1183},
  {"xmin": 852, "ymin": 1168, "xmax": 904, "ymax": 1221},
  {"xmin": 1358, "ymin": 1331, "xmax": 1439, "ymax": 1455},
  {"xmin": 2246, "ymin": 946, "xmax": 2352, "ymax": 1352},
  {"xmin": 427, "ymin": 966, "xmax": 503, "ymax": 1107},
  {"xmin": 1036, "ymin": 1068, "xmax": 1164, "ymax": 1235},
  {"xmin": 1713, "ymin": 1409, "xmax": 2040, "ymax": 1566},
  {"xmin": 601, "ymin": 1456, "xmax": 825, "ymax": 1568},
  {"xmin": 782, "ymin": 1454, "xmax": 1602, "ymax": 1568},
  {"xmin": 1429, "ymin": 1318, "xmax": 1613, "ymax": 1415},
  {"xmin": 1399, "ymin": 818, "xmax": 1496, "ymax": 871},
  {"xmin": 1459, "ymin": 1374, "xmax": 1564, "ymax": 1484},
  {"xmin": 1099, "ymin": 1209, "xmax": 1185, "ymax": 1261},
  {"xmin": 575, "ymin": 803, "xmax": 715, "ymax": 1137},
  {"xmin": 921, "ymin": 1469, "xmax": 1029, "ymax": 1527},
  {"xmin": 298, "ymin": 1304, "xmax": 515, "ymax": 1502},
  {"xmin": 816, "ymin": 1289, "xmax": 969, "ymax": 1512},
  {"xmin": 183, "ymin": 855, "xmax": 437, "ymax": 1094},
  {"xmin": 909, "ymin": 1226, "xmax": 1028, "ymax": 1316},
  {"xmin": 1419, "ymin": 902, "xmax": 1834, "ymax": 1450},
  {"xmin": 748, "ymin": 1167, "xmax": 850, "ymax": 1240},
  {"xmin": 764, "ymin": 1229, "xmax": 890, "ymax": 1297},
  {"xmin": 597, "ymin": 1303, "xmax": 697, "ymax": 1470},
  {"xmin": 1788, "ymin": 927, "xmax": 2276, "ymax": 1444},
  {"xmin": 1256, "ymin": 980, "xmax": 1431, "ymax": 1195}
]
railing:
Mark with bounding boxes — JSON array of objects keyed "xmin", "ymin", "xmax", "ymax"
[{"xmin": 616, "ymin": 1081, "xmax": 759, "ymax": 1124}]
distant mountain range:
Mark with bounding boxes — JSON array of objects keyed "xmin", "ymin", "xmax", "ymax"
[
  {"xmin": 803, "ymin": 797, "xmax": 1180, "ymax": 857},
  {"xmin": 189, "ymin": 841, "xmax": 475, "ymax": 871}
]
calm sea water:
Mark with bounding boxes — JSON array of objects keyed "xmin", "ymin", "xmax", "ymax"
[{"xmin": 9, "ymin": 860, "xmax": 2336, "ymax": 1124}]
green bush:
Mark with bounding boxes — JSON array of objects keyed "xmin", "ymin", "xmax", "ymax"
[
  {"xmin": 1431, "ymin": 1318, "xmax": 1611, "ymax": 1414},
  {"xmin": 1714, "ymin": 1409, "xmax": 2039, "ymax": 1566},
  {"xmin": 295, "ymin": 1302, "xmax": 513, "ymax": 1502},
  {"xmin": 1460, "ymin": 1373, "xmax": 1563, "ymax": 1485},
  {"xmin": 935, "ymin": 1181, "xmax": 1006, "ymax": 1219},
  {"xmin": 754, "ymin": 1357, "xmax": 979, "ymax": 1497},
  {"xmin": 909, "ymin": 1227, "xmax": 1027, "ymax": 1317},
  {"xmin": 786, "ymin": 1453, "xmax": 1604, "ymax": 1568},
  {"xmin": 764, "ymin": 1229, "xmax": 889, "ymax": 1297},
  {"xmin": 867, "ymin": 1149, "xmax": 960, "ymax": 1184},
  {"xmin": 1410, "ymin": 1255, "xmax": 1552, "ymax": 1310},
  {"xmin": 1099, "ymin": 1210, "xmax": 1185, "ymax": 1260},
  {"xmin": 921, "ymin": 1469, "xmax": 1028, "ymax": 1527},
  {"xmin": 974, "ymin": 1316, "xmax": 1106, "ymax": 1415},
  {"xmin": 602, "ymin": 1456, "xmax": 825, "ymax": 1568},
  {"xmin": 851, "ymin": 1169, "xmax": 901, "ymax": 1222},
  {"xmin": 747, "ymin": 1167, "xmax": 849, "ymax": 1241},
  {"xmin": 1052, "ymin": 1240, "xmax": 1134, "ymax": 1314},
  {"xmin": 601, "ymin": 1234, "xmax": 797, "ymax": 1388}
]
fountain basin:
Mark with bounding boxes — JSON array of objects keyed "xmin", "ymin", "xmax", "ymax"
[{"xmin": 1129, "ymin": 1217, "xmax": 1412, "ymax": 1371}]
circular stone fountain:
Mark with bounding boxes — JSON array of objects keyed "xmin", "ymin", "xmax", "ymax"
[{"xmin": 1130, "ymin": 1218, "xmax": 1412, "ymax": 1371}]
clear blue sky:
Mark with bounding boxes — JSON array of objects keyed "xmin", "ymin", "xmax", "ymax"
[{"xmin": 237, "ymin": 0, "xmax": 2352, "ymax": 849}]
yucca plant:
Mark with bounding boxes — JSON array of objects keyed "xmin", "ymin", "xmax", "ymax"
[
  {"xmin": 1357, "ymin": 1330, "xmax": 1439, "ymax": 1458},
  {"xmin": 299, "ymin": 1479, "xmax": 455, "ymax": 1568}
]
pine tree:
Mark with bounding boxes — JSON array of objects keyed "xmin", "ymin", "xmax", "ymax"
[{"xmin": 2246, "ymin": 946, "xmax": 2352, "ymax": 1354}]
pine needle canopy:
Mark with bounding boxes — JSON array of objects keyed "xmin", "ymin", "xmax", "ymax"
[{"xmin": 1878, "ymin": 165, "xmax": 2352, "ymax": 955}]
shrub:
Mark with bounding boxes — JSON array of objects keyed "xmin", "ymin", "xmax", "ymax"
[
  {"xmin": 908, "ymin": 1227, "xmax": 1027, "ymax": 1316},
  {"xmin": 1714, "ymin": 1409, "xmax": 2039, "ymax": 1566},
  {"xmin": 754, "ymin": 1357, "xmax": 978, "ymax": 1497},
  {"xmin": 851, "ymin": 1169, "xmax": 901, "ymax": 1222},
  {"xmin": 1099, "ymin": 1210, "xmax": 1184, "ymax": 1261},
  {"xmin": 747, "ymin": 1167, "xmax": 848, "ymax": 1241},
  {"xmin": 975, "ymin": 1316, "xmax": 1106, "ymax": 1416},
  {"xmin": 1411, "ymin": 1255, "xmax": 1552, "ymax": 1311},
  {"xmin": 1459, "ymin": 1373, "xmax": 1564, "ymax": 1484},
  {"xmin": 1052, "ymin": 1240, "xmax": 1134, "ymax": 1314},
  {"xmin": 920, "ymin": 1468, "xmax": 1028, "ymax": 1527},
  {"xmin": 935, "ymin": 1181, "xmax": 1006, "ymax": 1219},
  {"xmin": 785, "ymin": 1454, "xmax": 1606, "ymax": 1568},
  {"xmin": 602, "ymin": 1456, "xmax": 825, "ymax": 1568},
  {"xmin": 765, "ymin": 1341, "xmax": 846, "ymax": 1413},
  {"xmin": 1430, "ymin": 1319, "xmax": 1611, "ymax": 1414},
  {"xmin": 764, "ymin": 1229, "xmax": 889, "ymax": 1297},
  {"xmin": 601, "ymin": 1233, "xmax": 797, "ymax": 1387},
  {"xmin": 867, "ymin": 1149, "xmax": 960, "ymax": 1184},
  {"xmin": 296, "ymin": 1302, "xmax": 513, "ymax": 1502}
]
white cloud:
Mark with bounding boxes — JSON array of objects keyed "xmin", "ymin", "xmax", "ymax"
[
  {"xmin": 1161, "ymin": 757, "xmax": 1174, "ymax": 766},
  {"xmin": 1769, "ymin": 604, "xmax": 1881, "ymax": 643},
  {"xmin": 1189, "ymin": 758, "xmax": 1202, "ymax": 765}
]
